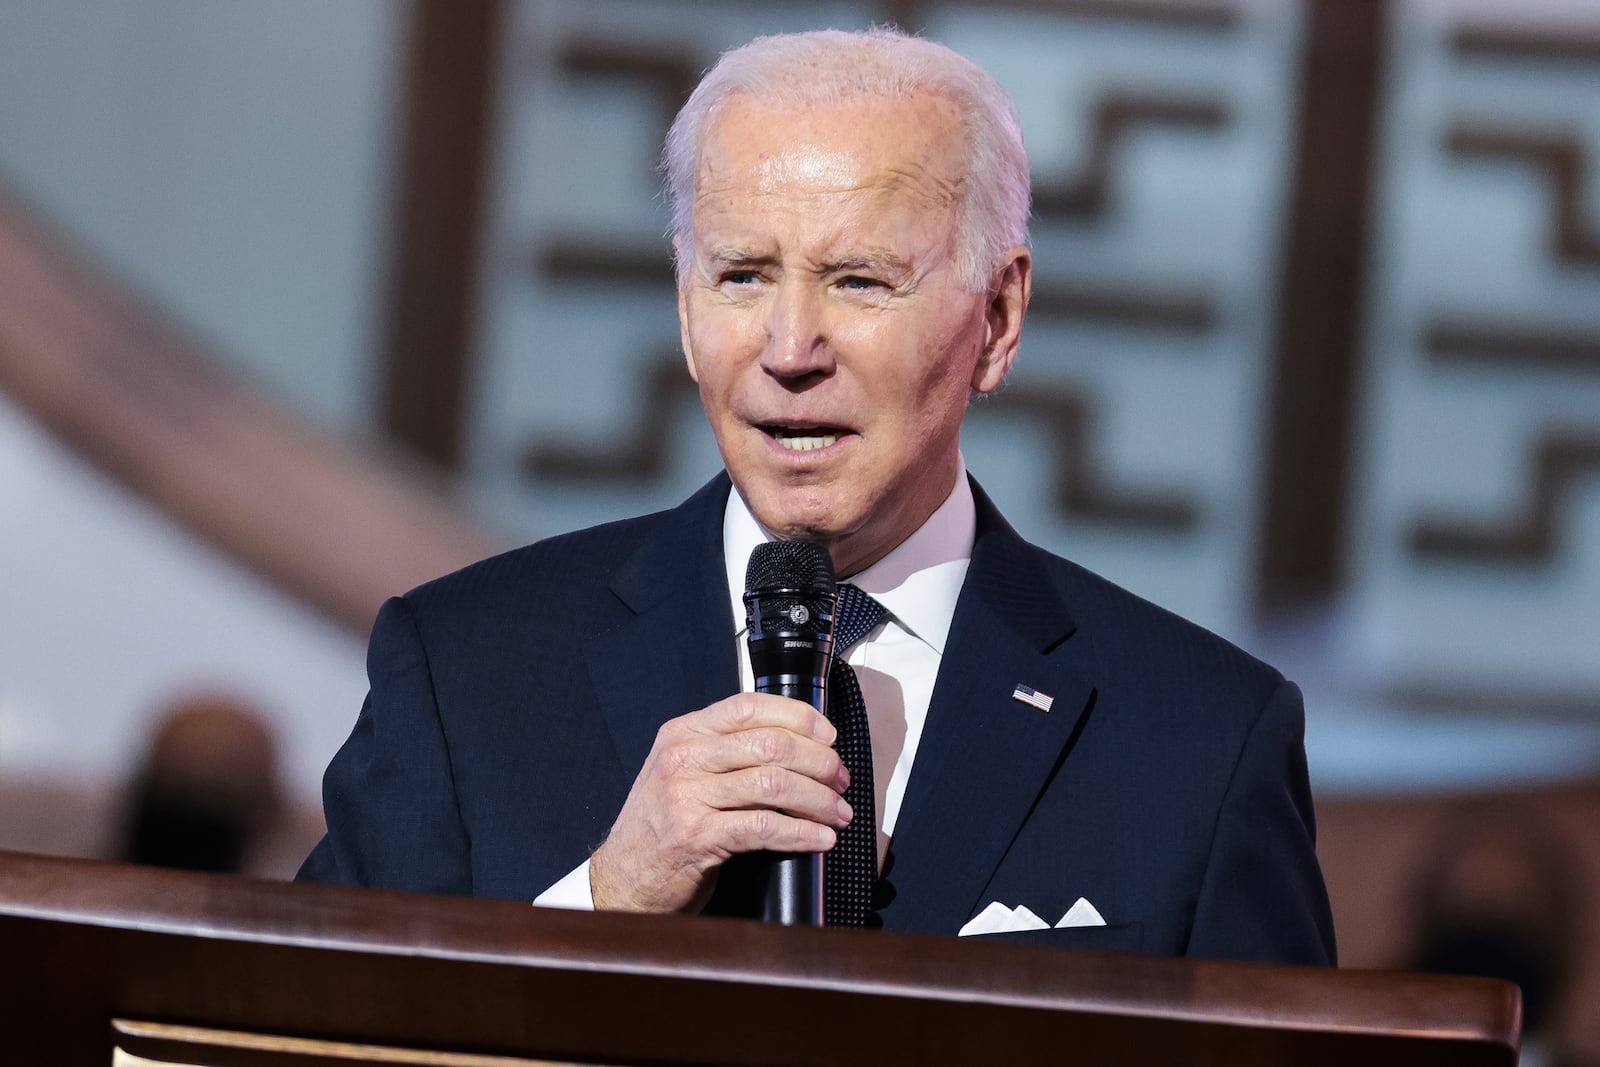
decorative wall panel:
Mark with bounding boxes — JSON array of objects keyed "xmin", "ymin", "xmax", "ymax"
[
  {"xmin": 451, "ymin": 0, "xmax": 1600, "ymax": 789},
  {"xmin": 1349, "ymin": 0, "xmax": 1600, "ymax": 706},
  {"xmin": 471, "ymin": 0, "xmax": 1300, "ymax": 640}
]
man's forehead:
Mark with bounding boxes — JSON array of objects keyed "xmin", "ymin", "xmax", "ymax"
[
  {"xmin": 687, "ymin": 187, "xmax": 956, "ymax": 262},
  {"xmin": 692, "ymin": 159, "xmax": 959, "ymax": 212},
  {"xmin": 694, "ymin": 93, "xmax": 966, "ymax": 189}
]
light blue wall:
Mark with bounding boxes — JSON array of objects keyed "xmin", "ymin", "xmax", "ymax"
[
  {"xmin": 0, "ymin": 0, "xmax": 402, "ymax": 435},
  {"xmin": 1, "ymin": 0, "xmax": 1596, "ymax": 800}
]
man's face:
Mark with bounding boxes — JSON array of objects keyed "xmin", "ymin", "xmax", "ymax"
[{"xmin": 678, "ymin": 93, "xmax": 1029, "ymax": 576}]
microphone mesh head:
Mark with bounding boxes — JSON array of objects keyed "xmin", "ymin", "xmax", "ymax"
[{"xmin": 745, "ymin": 540, "xmax": 835, "ymax": 593}]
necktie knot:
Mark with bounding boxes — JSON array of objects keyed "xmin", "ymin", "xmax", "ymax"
[{"xmin": 833, "ymin": 584, "xmax": 886, "ymax": 654}]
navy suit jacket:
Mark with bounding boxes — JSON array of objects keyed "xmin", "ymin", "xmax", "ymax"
[{"xmin": 300, "ymin": 474, "xmax": 1336, "ymax": 965}]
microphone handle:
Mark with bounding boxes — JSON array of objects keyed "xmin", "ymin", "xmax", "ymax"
[{"xmin": 758, "ymin": 676, "xmax": 826, "ymax": 927}]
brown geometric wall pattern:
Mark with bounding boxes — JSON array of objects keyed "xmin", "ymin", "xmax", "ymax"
[
  {"xmin": 379, "ymin": 0, "xmax": 1600, "ymax": 721},
  {"xmin": 512, "ymin": 3, "xmax": 1248, "ymax": 550},
  {"xmin": 1403, "ymin": 24, "xmax": 1600, "ymax": 571},
  {"xmin": 1343, "ymin": 0, "xmax": 1600, "ymax": 712}
]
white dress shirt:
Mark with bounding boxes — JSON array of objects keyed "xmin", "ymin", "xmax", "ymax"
[{"xmin": 535, "ymin": 467, "xmax": 975, "ymax": 908}]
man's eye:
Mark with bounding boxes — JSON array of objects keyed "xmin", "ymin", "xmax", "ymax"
[
  {"xmin": 720, "ymin": 270, "xmax": 759, "ymax": 286},
  {"xmin": 840, "ymin": 275, "xmax": 884, "ymax": 291}
]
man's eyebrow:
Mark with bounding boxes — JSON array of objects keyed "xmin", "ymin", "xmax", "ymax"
[
  {"xmin": 698, "ymin": 247, "xmax": 914, "ymax": 277},
  {"xmin": 703, "ymin": 247, "xmax": 777, "ymax": 269},
  {"xmin": 820, "ymin": 250, "xmax": 913, "ymax": 275}
]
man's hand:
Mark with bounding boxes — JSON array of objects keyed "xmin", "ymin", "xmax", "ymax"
[{"xmin": 588, "ymin": 693, "xmax": 852, "ymax": 913}]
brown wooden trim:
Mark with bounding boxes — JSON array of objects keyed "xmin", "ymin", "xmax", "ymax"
[
  {"xmin": 1254, "ymin": 0, "xmax": 1391, "ymax": 621},
  {"xmin": 1009, "ymin": 0, "xmax": 1239, "ymax": 28},
  {"xmin": 0, "ymin": 185, "xmax": 503, "ymax": 636},
  {"xmin": 1425, "ymin": 319, "xmax": 1600, "ymax": 373},
  {"xmin": 1446, "ymin": 126, "xmax": 1600, "ymax": 268},
  {"xmin": 885, "ymin": 0, "xmax": 1240, "ymax": 31},
  {"xmin": 1380, "ymin": 680, "xmax": 1600, "ymax": 724},
  {"xmin": 1453, "ymin": 24, "xmax": 1600, "ymax": 67},
  {"xmin": 989, "ymin": 384, "xmax": 1200, "ymax": 531},
  {"xmin": 377, "ymin": 0, "xmax": 505, "ymax": 473},
  {"xmin": 1027, "ymin": 281, "xmax": 1216, "ymax": 333},
  {"xmin": 1409, "ymin": 431, "xmax": 1600, "ymax": 564},
  {"xmin": 1034, "ymin": 94, "xmax": 1232, "ymax": 222},
  {"xmin": 537, "ymin": 241, "xmax": 670, "ymax": 287},
  {"xmin": 521, "ymin": 351, "xmax": 692, "ymax": 484},
  {"xmin": 114, "ymin": 1019, "xmax": 569, "ymax": 1067},
  {"xmin": 877, "ymin": 1, "xmax": 929, "ymax": 33},
  {"xmin": 556, "ymin": 38, "xmax": 700, "ymax": 147},
  {"xmin": 0, "ymin": 852, "xmax": 1521, "ymax": 1066}
]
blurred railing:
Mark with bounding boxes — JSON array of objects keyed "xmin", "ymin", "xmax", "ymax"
[{"xmin": 0, "ymin": 183, "xmax": 502, "ymax": 635}]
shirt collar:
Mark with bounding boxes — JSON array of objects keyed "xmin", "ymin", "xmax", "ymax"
[{"xmin": 722, "ymin": 463, "xmax": 975, "ymax": 655}]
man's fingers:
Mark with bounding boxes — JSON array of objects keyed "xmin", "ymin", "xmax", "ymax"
[
  {"xmin": 710, "ymin": 807, "xmax": 840, "ymax": 856},
  {"xmin": 678, "ymin": 692, "xmax": 836, "ymax": 745},
  {"xmin": 651, "ymin": 694, "xmax": 848, "ymax": 790},
  {"xmin": 705, "ymin": 765, "xmax": 854, "ymax": 828},
  {"xmin": 663, "ymin": 726, "xmax": 847, "ymax": 788},
  {"xmin": 591, "ymin": 694, "xmax": 848, "ymax": 914}
]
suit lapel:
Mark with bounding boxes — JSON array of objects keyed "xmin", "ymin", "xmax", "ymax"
[
  {"xmin": 878, "ymin": 484, "xmax": 1095, "ymax": 935},
  {"xmin": 583, "ymin": 476, "xmax": 740, "ymax": 777}
]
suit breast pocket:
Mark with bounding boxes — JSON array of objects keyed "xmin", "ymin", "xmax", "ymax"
[{"xmin": 966, "ymin": 921, "xmax": 1145, "ymax": 953}]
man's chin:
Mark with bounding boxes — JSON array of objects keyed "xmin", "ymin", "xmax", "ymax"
[
  {"xmin": 753, "ymin": 511, "xmax": 884, "ymax": 575},
  {"xmin": 740, "ymin": 482, "xmax": 849, "ymax": 537},
  {"xmin": 760, "ymin": 518, "xmax": 845, "ymax": 546},
  {"xmin": 747, "ymin": 505, "xmax": 856, "ymax": 554}
]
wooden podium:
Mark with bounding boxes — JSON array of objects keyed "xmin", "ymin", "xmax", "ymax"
[{"xmin": 0, "ymin": 851, "xmax": 1519, "ymax": 1066}]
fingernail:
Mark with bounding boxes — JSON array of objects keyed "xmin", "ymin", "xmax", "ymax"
[
  {"xmin": 836, "ymin": 797, "xmax": 853, "ymax": 824},
  {"xmin": 838, "ymin": 765, "xmax": 851, "ymax": 791}
]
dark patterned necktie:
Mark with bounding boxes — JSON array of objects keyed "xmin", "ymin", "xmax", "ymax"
[{"xmin": 825, "ymin": 583, "xmax": 886, "ymax": 927}]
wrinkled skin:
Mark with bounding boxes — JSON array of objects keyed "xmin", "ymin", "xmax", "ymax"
[{"xmin": 589, "ymin": 92, "xmax": 1030, "ymax": 912}]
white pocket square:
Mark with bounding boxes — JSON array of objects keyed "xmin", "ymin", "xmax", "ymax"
[{"xmin": 958, "ymin": 896, "xmax": 1106, "ymax": 936}]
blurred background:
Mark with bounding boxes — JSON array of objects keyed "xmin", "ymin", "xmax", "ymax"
[{"xmin": 0, "ymin": 0, "xmax": 1596, "ymax": 1059}]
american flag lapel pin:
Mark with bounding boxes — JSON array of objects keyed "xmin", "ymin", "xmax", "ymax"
[{"xmin": 1011, "ymin": 683, "xmax": 1054, "ymax": 712}]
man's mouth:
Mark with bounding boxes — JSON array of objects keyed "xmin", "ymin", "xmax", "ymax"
[{"xmin": 764, "ymin": 425, "xmax": 845, "ymax": 452}]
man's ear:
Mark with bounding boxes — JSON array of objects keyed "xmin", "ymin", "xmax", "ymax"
[
  {"xmin": 675, "ymin": 239, "xmax": 700, "ymax": 382},
  {"xmin": 971, "ymin": 246, "xmax": 1031, "ymax": 395}
]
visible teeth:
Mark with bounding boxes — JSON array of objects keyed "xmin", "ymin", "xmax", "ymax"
[{"xmin": 776, "ymin": 432, "xmax": 838, "ymax": 451}]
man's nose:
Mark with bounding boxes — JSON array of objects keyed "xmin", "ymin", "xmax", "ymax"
[{"xmin": 759, "ymin": 282, "xmax": 835, "ymax": 380}]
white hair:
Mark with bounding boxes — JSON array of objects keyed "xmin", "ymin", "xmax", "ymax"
[{"xmin": 662, "ymin": 27, "xmax": 1031, "ymax": 292}]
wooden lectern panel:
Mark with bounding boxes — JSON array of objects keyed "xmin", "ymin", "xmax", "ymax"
[
  {"xmin": 111, "ymin": 1019, "xmax": 583, "ymax": 1066},
  {"xmin": 0, "ymin": 851, "xmax": 1519, "ymax": 1066}
]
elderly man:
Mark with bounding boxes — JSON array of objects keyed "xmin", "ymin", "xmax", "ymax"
[{"xmin": 300, "ymin": 27, "xmax": 1335, "ymax": 965}]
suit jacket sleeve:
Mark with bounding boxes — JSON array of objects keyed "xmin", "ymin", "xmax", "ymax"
[
  {"xmin": 296, "ymin": 596, "xmax": 474, "ymax": 893},
  {"xmin": 1186, "ymin": 678, "xmax": 1336, "ymax": 965}
]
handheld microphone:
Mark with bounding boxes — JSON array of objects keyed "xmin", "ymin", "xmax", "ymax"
[{"xmin": 743, "ymin": 540, "xmax": 837, "ymax": 927}]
